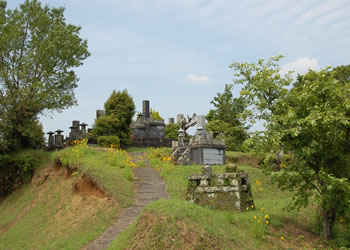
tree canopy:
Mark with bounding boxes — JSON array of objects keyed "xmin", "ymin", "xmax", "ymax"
[
  {"xmin": 93, "ymin": 89, "xmax": 135, "ymax": 147},
  {"xmin": 231, "ymin": 55, "xmax": 350, "ymax": 239},
  {"xmin": 206, "ymin": 84, "xmax": 248, "ymax": 151},
  {"xmin": 0, "ymin": 0, "xmax": 90, "ymax": 151}
]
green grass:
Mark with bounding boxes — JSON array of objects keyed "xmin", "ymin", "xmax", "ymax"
[
  {"xmin": 109, "ymin": 148, "xmax": 330, "ymax": 249},
  {"xmin": 0, "ymin": 148, "xmax": 122, "ymax": 249},
  {"xmin": 0, "ymin": 166, "xmax": 118, "ymax": 249},
  {"xmin": 54, "ymin": 147, "xmax": 134, "ymax": 207}
]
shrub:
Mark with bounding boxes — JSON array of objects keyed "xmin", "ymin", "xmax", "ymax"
[
  {"xmin": 0, "ymin": 150, "xmax": 43, "ymax": 197},
  {"xmin": 98, "ymin": 136, "xmax": 120, "ymax": 148}
]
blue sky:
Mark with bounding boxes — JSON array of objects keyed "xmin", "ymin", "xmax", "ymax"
[{"xmin": 8, "ymin": 0, "xmax": 350, "ymax": 137}]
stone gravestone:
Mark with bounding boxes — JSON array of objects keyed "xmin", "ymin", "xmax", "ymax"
[
  {"xmin": 47, "ymin": 131, "xmax": 55, "ymax": 150},
  {"xmin": 176, "ymin": 114, "xmax": 184, "ymax": 124},
  {"xmin": 55, "ymin": 129, "xmax": 64, "ymax": 149},
  {"xmin": 168, "ymin": 118, "xmax": 175, "ymax": 124},
  {"xmin": 96, "ymin": 110, "xmax": 105, "ymax": 119},
  {"xmin": 196, "ymin": 115, "xmax": 207, "ymax": 138},
  {"xmin": 143, "ymin": 100, "xmax": 150, "ymax": 118},
  {"xmin": 80, "ymin": 122, "xmax": 88, "ymax": 138}
]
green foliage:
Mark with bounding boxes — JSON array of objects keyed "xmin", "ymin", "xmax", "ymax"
[
  {"xmin": 150, "ymin": 108, "xmax": 163, "ymax": 120},
  {"xmin": 0, "ymin": 150, "xmax": 48, "ymax": 196},
  {"xmin": 207, "ymin": 84, "xmax": 248, "ymax": 151},
  {"xmin": 93, "ymin": 89, "xmax": 135, "ymax": 147},
  {"xmin": 0, "ymin": 0, "xmax": 90, "ymax": 151},
  {"xmin": 207, "ymin": 119, "xmax": 247, "ymax": 151},
  {"xmin": 97, "ymin": 135, "xmax": 120, "ymax": 148},
  {"xmin": 230, "ymin": 54, "xmax": 292, "ymax": 125},
  {"xmin": 164, "ymin": 123, "xmax": 179, "ymax": 140},
  {"xmin": 232, "ymin": 55, "xmax": 350, "ymax": 239}
]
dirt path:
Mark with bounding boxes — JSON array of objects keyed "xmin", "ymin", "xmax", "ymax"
[{"xmin": 83, "ymin": 152, "xmax": 168, "ymax": 250}]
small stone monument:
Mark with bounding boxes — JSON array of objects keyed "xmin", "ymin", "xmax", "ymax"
[
  {"xmin": 96, "ymin": 110, "xmax": 105, "ymax": 119},
  {"xmin": 80, "ymin": 122, "xmax": 88, "ymax": 137},
  {"xmin": 55, "ymin": 129, "xmax": 64, "ymax": 149},
  {"xmin": 47, "ymin": 131, "xmax": 55, "ymax": 150},
  {"xmin": 186, "ymin": 165, "xmax": 254, "ymax": 211}
]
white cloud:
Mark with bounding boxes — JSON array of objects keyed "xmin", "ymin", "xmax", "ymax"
[
  {"xmin": 281, "ymin": 57, "xmax": 320, "ymax": 75},
  {"xmin": 185, "ymin": 73, "xmax": 210, "ymax": 84}
]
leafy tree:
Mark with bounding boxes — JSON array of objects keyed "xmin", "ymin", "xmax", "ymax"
[
  {"xmin": 230, "ymin": 55, "xmax": 292, "ymax": 125},
  {"xmin": 164, "ymin": 123, "xmax": 179, "ymax": 140},
  {"xmin": 93, "ymin": 89, "xmax": 135, "ymax": 147},
  {"xmin": 150, "ymin": 108, "xmax": 163, "ymax": 121},
  {"xmin": 0, "ymin": 0, "xmax": 90, "ymax": 151},
  {"xmin": 206, "ymin": 84, "xmax": 248, "ymax": 151},
  {"xmin": 232, "ymin": 55, "xmax": 350, "ymax": 240}
]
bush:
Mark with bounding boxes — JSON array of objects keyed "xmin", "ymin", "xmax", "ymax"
[
  {"xmin": 0, "ymin": 150, "xmax": 44, "ymax": 197},
  {"xmin": 93, "ymin": 89, "xmax": 135, "ymax": 147},
  {"xmin": 97, "ymin": 136, "xmax": 120, "ymax": 148}
]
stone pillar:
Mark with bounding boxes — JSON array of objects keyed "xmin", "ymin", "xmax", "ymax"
[
  {"xmin": 47, "ymin": 131, "xmax": 55, "ymax": 150},
  {"xmin": 55, "ymin": 129, "xmax": 64, "ymax": 148},
  {"xmin": 168, "ymin": 118, "xmax": 174, "ymax": 124},
  {"xmin": 96, "ymin": 110, "xmax": 105, "ymax": 119},
  {"xmin": 80, "ymin": 122, "xmax": 88, "ymax": 138},
  {"xmin": 176, "ymin": 114, "xmax": 184, "ymax": 124},
  {"xmin": 143, "ymin": 100, "xmax": 150, "ymax": 118},
  {"xmin": 196, "ymin": 115, "xmax": 207, "ymax": 138},
  {"xmin": 178, "ymin": 128, "xmax": 184, "ymax": 147}
]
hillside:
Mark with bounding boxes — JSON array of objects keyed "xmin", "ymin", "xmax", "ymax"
[{"xmin": 0, "ymin": 147, "xmax": 348, "ymax": 249}]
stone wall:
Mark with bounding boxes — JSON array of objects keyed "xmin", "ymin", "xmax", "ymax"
[{"xmin": 186, "ymin": 165, "xmax": 254, "ymax": 211}]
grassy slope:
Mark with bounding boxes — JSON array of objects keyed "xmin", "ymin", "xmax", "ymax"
[
  {"xmin": 54, "ymin": 147, "xmax": 134, "ymax": 207},
  {"xmin": 110, "ymin": 150, "xmax": 329, "ymax": 249},
  {"xmin": 0, "ymin": 147, "xmax": 135, "ymax": 249}
]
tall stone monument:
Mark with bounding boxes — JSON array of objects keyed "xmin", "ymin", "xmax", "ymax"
[{"xmin": 130, "ymin": 100, "xmax": 167, "ymax": 147}]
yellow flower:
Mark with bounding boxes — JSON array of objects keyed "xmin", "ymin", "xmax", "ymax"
[
  {"xmin": 246, "ymin": 207, "xmax": 249, "ymax": 211},
  {"xmin": 251, "ymin": 205, "xmax": 254, "ymax": 208},
  {"xmin": 254, "ymin": 216, "xmax": 257, "ymax": 220},
  {"xmin": 266, "ymin": 220, "xmax": 269, "ymax": 224},
  {"xmin": 265, "ymin": 214, "xmax": 269, "ymax": 219},
  {"xmin": 258, "ymin": 220, "xmax": 261, "ymax": 223},
  {"xmin": 260, "ymin": 207, "xmax": 265, "ymax": 211},
  {"xmin": 281, "ymin": 236, "xmax": 284, "ymax": 240}
]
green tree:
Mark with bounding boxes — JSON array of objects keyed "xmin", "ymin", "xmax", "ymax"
[
  {"xmin": 164, "ymin": 123, "xmax": 179, "ymax": 140},
  {"xmin": 0, "ymin": 0, "xmax": 90, "ymax": 151},
  {"xmin": 93, "ymin": 89, "xmax": 135, "ymax": 147},
  {"xmin": 232, "ymin": 56, "xmax": 350, "ymax": 240},
  {"xmin": 150, "ymin": 108, "xmax": 163, "ymax": 121},
  {"xmin": 206, "ymin": 84, "xmax": 248, "ymax": 151}
]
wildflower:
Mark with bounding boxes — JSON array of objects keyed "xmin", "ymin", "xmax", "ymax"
[
  {"xmin": 251, "ymin": 205, "xmax": 254, "ymax": 208},
  {"xmin": 265, "ymin": 214, "xmax": 269, "ymax": 219},
  {"xmin": 281, "ymin": 236, "xmax": 284, "ymax": 240},
  {"xmin": 266, "ymin": 220, "xmax": 269, "ymax": 224},
  {"xmin": 254, "ymin": 216, "xmax": 257, "ymax": 220},
  {"xmin": 258, "ymin": 220, "xmax": 261, "ymax": 223},
  {"xmin": 260, "ymin": 207, "xmax": 265, "ymax": 211},
  {"xmin": 246, "ymin": 207, "xmax": 249, "ymax": 211}
]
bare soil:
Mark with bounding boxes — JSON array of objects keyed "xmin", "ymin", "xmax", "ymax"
[{"xmin": 83, "ymin": 152, "xmax": 168, "ymax": 250}]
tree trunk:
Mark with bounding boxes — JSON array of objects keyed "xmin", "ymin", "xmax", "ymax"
[{"xmin": 322, "ymin": 209, "xmax": 332, "ymax": 240}]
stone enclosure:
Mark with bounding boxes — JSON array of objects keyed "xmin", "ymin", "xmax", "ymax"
[{"xmin": 186, "ymin": 165, "xmax": 254, "ymax": 211}]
